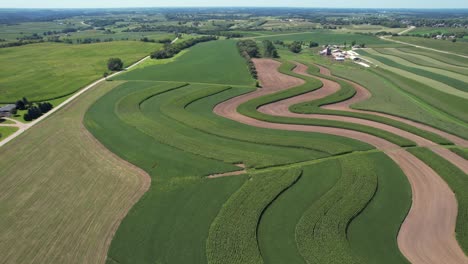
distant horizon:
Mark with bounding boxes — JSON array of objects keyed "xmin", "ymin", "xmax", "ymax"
[
  {"xmin": 2, "ymin": 6, "xmax": 468, "ymax": 10},
  {"xmin": 1, "ymin": 0, "xmax": 468, "ymax": 9}
]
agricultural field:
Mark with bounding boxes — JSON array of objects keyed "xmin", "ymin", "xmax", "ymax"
[
  {"xmin": 0, "ymin": 41, "xmax": 163, "ymax": 103},
  {"xmin": 1, "ymin": 7, "xmax": 468, "ymax": 264},
  {"xmin": 392, "ymin": 36, "xmax": 468, "ymax": 55}
]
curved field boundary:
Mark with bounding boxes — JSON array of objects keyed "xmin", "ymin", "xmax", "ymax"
[
  {"xmin": 370, "ymin": 66, "xmax": 468, "ymax": 125},
  {"xmin": 396, "ymin": 47, "xmax": 468, "ymax": 67},
  {"xmin": 290, "ymin": 62, "xmax": 468, "ymax": 148},
  {"xmin": 276, "ymin": 61, "xmax": 459, "ymax": 146},
  {"xmin": 380, "ymin": 36, "xmax": 468, "ymax": 59},
  {"xmin": 359, "ymin": 50, "xmax": 468, "ymax": 99},
  {"xmin": 214, "ymin": 58, "xmax": 468, "ymax": 264},
  {"xmin": 377, "ymin": 48, "xmax": 468, "ymax": 76},
  {"xmin": 206, "ymin": 169, "xmax": 301, "ymax": 264},
  {"xmin": 365, "ymin": 49, "xmax": 468, "ymax": 92}
]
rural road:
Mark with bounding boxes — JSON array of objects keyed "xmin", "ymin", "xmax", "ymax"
[
  {"xmin": 214, "ymin": 58, "xmax": 468, "ymax": 264},
  {"xmin": 398, "ymin": 26, "xmax": 416, "ymax": 35},
  {"xmin": 380, "ymin": 35, "xmax": 468, "ymax": 59},
  {"xmin": 0, "ymin": 55, "xmax": 150, "ymax": 148}
]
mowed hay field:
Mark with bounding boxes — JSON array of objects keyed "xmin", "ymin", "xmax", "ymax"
[
  {"xmin": 0, "ymin": 41, "xmax": 162, "ymax": 103},
  {"xmin": 0, "ymin": 81, "xmax": 148, "ymax": 263}
]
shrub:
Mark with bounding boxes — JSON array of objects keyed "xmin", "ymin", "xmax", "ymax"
[{"xmin": 107, "ymin": 58, "xmax": 124, "ymax": 71}]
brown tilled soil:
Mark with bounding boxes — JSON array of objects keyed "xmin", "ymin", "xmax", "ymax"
[
  {"xmin": 214, "ymin": 58, "xmax": 468, "ymax": 264},
  {"xmin": 306, "ymin": 63, "xmax": 468, "ymax": 148}
]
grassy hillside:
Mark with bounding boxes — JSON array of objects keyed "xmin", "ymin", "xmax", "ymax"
[
  {"xmin": 0, "ymin": 41, "xmax": 161, "ymax": 103},
  {"xmin": 113, "ymin": 40, "xmax": 256, "ymax": 86},
  {"xmin": 251, "ymin": 31, "xmax": 395, "ymax": 47},
  {"xmin": 393, "ymin": 36, "xmax": 468, "ymax": 55}
]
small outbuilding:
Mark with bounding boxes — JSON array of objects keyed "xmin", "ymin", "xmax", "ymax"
[{"xmin": 0, "ymin": 104, "xmax": 17, "ymax": 117}]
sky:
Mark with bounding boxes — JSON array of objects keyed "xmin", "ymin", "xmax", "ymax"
[{"xmin": 1, "ymin": 0, "xmax": 468, "ymax": 9}]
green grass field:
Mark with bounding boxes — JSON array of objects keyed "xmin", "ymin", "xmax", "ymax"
[
  {"xmin": 0, "ymin": 41, "xmax": 161, "ymax": 103},
  {"xmin": 360, "ymin": 49, "xmax": 468, "ymax": 93},
  {"xmin": 250, "ymin": 31, "xmax": 395, "ymax": 47},
  {"xmin": 397, "ymin": 46, "xmax": 468, "ymax": 67},
  {"xmin": 393, "ymin": 36, "xmax": 468, "ymax": 56},
  {"xmin": 113, "ymin": 40, "xmax": 256, "ymax": 86},
  {"xmin": 359, "ymin": 49, "xmax": 468, "ymax": 98},
  {"xmin": 375, "ymin": 48, "xmax": 468, "ymax": 76},
  {"xmin": 0, "ymin": 126, "xmax": 18, "ymax": 141}
]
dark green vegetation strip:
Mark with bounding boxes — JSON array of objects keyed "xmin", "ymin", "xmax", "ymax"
[
  {"xmin": 408, "ymin": 147, "xmax": 468, "ymax": 253},
  {"xmin": 372, "ymin": 67, "xmax": 468, "ymax": 125},
  {"xmin": 113, "ymin": 40, "xmax": 255, "ymax": 86},
  {"xmin": 393, "ymin": 36, "xmax": 468, "ymax": 56},
  {"xmin": 347, "ymin": 152, "xmax": 411, "ymax": 264},
  {"xmin": 237, "ymin": 63, "xmax": 416, "ymax": 147},
  {"xmin": 295, "ymin": 154, "xmax": 377, "ymax": 263},
  {"xmin": 359, "ymin": 49, "xmax": 468, "ymax": 93},
  {"xmin": 375, "ymin": 48, "xmax": 468, "ymax": 76},
  {"xmin": 258, "ymin": 160, "xmax": 341, "ymax": 264},
  {"xmin": 206, "ymin": 169, "xmax": 302, "ymax": 264},
  {"xmin": 450, "ymin": 148, "xmax": 468, "ymax": 160},
  {"xmin": 283, "ymin": 61, "xmax": 452, "ymax": 145},
  {"xmin": 324, "ymin": 62, "xmax": 468, "ymax": 139},
  {"xmin": 397, "ymin": 47, "xmax": 468, "ymax": 67}
]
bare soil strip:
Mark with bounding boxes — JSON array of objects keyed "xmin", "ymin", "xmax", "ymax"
[{"xmin": 214, "ymin": 58, "xmax": 468, "ymax": 264}]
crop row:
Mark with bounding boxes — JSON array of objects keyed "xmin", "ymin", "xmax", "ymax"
[
  {"xmin": 236, "ymin": 65, "xmax": 416, "ymax": 147},
  {"xmin": 281, "ymin": 61, "xmax": 454, "ymax": 145}
]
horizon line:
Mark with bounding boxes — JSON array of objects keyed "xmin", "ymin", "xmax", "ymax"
[{"xmin": 1, "ymin": 6, "xmax": 468, "ymax": 10}]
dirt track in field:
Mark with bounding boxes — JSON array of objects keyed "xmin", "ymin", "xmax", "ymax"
[{"xmin": 214, "ymin": 58, "xmax": 468, "ymax": 264}]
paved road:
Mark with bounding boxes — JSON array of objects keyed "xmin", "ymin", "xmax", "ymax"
[{"xmin": 0, "ymin": 55, "xmax": 150, "ymax": 148}]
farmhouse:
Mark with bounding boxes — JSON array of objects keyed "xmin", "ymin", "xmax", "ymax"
[{"xmin": 0, "ymin": 104, "xmax": 16, "ymax": 117}]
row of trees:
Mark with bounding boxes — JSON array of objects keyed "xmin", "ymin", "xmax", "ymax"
[
  {"xmin": 262, "ymin": 40, "xmax": 279, "ymax": 58},
  {"xmin": 237, "ymin": 40, "xmax": 259, "ymax": 79},
  {"xmin": 150, "ymin": 36, "xmax": 217, "ymax": 59},
  {"xmin": 14, "ymin": 97, "xmax": 53, "ymax": 121},
  {"xmin": 23, "ymin": 102, "xmax": 53, "ymax": 121}
]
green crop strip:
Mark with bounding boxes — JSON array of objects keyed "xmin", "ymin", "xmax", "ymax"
[
  {"xmin": 295, "ymin": 154, "xmax": 378, "ymax": 263},
  {"xmin": 237, "ymin": 63, "xmax": 416, "ymax": 147},
  {"xmin": 282, "ymin": 61, "xmax": 453, "ymax": 145},
  {"xmin": 360, "ymin": 49, "xmax": 468, "ymax": 93},
  {"xmin": 206, "ymin": 169, "xmax": 301, "ymax": 264}
]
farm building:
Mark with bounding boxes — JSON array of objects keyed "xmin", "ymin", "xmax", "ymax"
[{"xmin": 0, "ymin": 104, "xmax": 16, "ymax": 117}]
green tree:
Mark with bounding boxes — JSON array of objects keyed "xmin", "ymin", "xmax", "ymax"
[
  {"xmin": 262, "ymin": 40, "xmax": 279, "ymax": 58},
  {"xmin": 107, "ymin": 58, "xmax": 124, "ymax": 71},
  {"xmin": 289, "ymin": 41, "xmax": 302, "ymax": 53}
]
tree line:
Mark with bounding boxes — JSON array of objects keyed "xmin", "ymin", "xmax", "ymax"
[
  {"xmin": 150, "ymin": 36, "xmax": 217, "ymax": 59},
  {"xmin": 237, "ymin": 40, "xmax": 260, "ymax": 80},
  {"xmin": 15, "ymin": 97, "xmax": 53, "ymax": 121}
]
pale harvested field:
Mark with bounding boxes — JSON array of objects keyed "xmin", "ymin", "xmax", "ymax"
[{"xmin": 0, "ymin": 81, "xmax": 149, "ymax": 264}]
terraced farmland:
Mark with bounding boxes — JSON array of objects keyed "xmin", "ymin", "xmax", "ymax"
[
  {"xmin": 81, "ymin": 37, "xmax": 468, "ymax": 264},
  {"xmin": 2, "ymin": 30, "xmax": 468, "ymax": 264}
]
